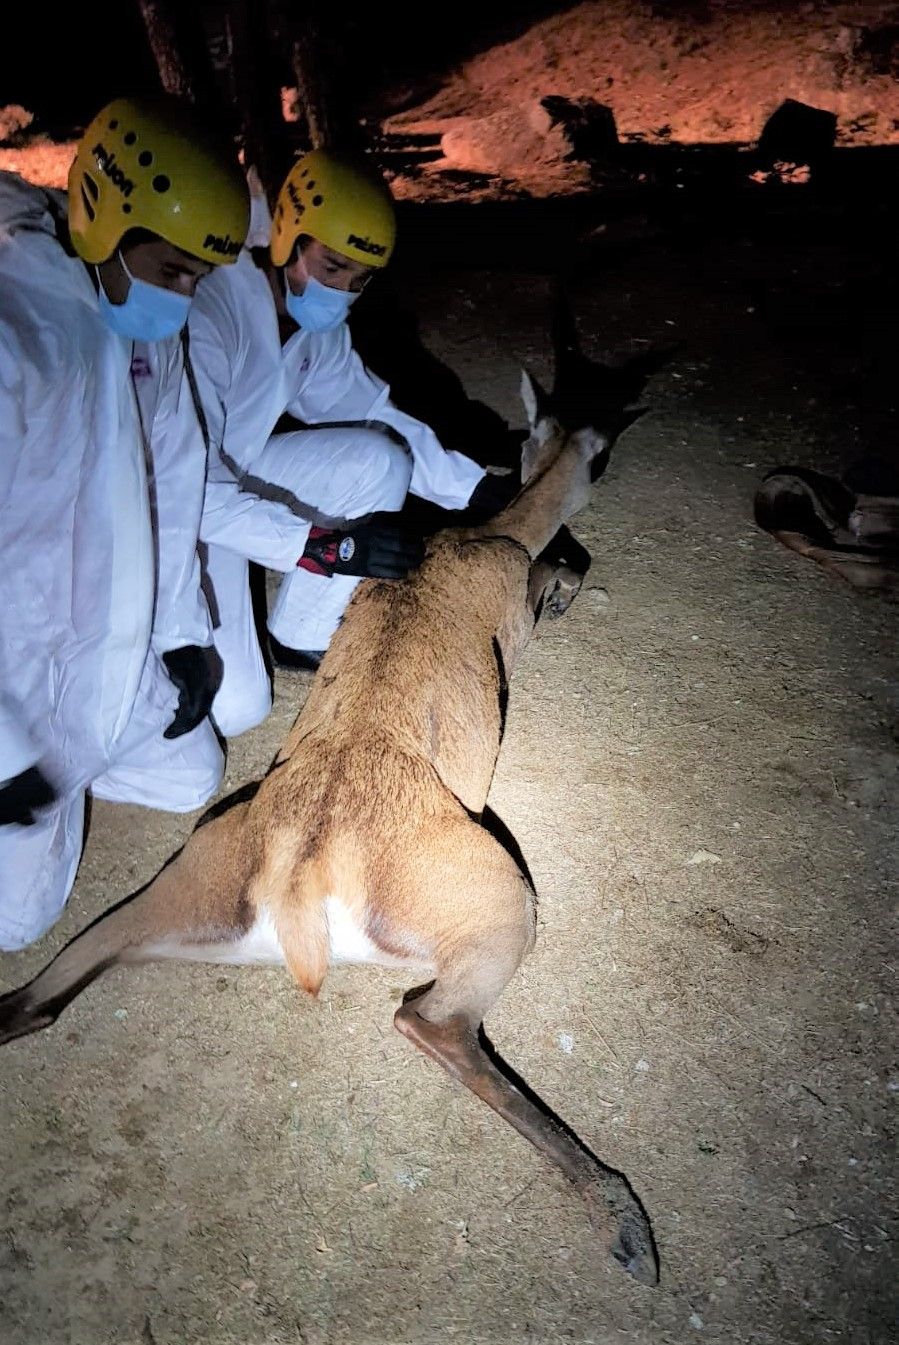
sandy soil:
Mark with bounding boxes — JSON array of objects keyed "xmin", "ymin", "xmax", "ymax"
[
  {"xmin": 385, "ymin": 0, "xmax": 899, "ymax": 142},
  {"xmin": 0, "ymin": 176, "xmax": 896, "ymax": 1344},
  {"xmin": 377, "ymin": 0, "xmax": 899, "ymax": 198}
]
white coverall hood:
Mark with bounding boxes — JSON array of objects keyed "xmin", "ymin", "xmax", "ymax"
[{"xmin": 0, "ymin": 171, "xmax": 65, "ymax": 238}]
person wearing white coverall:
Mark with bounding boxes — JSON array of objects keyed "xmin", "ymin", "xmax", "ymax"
[
  {"xmin": 188, "ymin": 150, "xmax": 504, "ymax": 737},
  {"xmin": 0, "ymin": 98, "xmax": 250, "ymax": 951}
]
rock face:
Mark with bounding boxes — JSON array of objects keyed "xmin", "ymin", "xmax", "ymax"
[
  {"xmin": 438, "ymin": 96, "xmax": 620, "ymax": 177},
  {"xmin": 439, "ymin": 103, "xmax": 580, "ymax": 179}
]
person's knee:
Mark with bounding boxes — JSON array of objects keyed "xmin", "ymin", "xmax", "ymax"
[
  {"xmin": 346, "ymin": 429, "xmax": 412, "ymax": 513},
  {"xmin": 164, "ymin": 728, "xmax": 225, "ymax": 811},
  {"xmin": 0, "ymin": 795, "xmax": 85, "ymax": 950},
  {"xmin": 97, "ymin": 724, "xmax": 225, "ymax": 813},
  {"xmin": 210, "ymin": 634, "xmax": 272, "ymax": 739},
  {"xmin": 212, "ymin": 679, "xmax": 272, "ymax": 739}
]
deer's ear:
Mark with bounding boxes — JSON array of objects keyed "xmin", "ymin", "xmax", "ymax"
[
  {"xmin": 520, "ymin": 367, "xmax": 550, "ymax": 429},
  {"xmin": 521, "ymin": 413, "xmax": 565, "ymax": 483}
]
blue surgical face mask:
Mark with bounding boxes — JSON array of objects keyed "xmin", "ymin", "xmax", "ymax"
[
  {"xmin": 285, "ymin": 274, "xmax": 358, "ymax": 332},
  {"xmin": 96, "ymin": 251, "xmax": 192, "ymax": 341}
]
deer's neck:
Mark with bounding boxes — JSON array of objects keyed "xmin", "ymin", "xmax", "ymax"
[{"xmin": 483, "ymin": 435, "xmax": 596, "ymax": 558}]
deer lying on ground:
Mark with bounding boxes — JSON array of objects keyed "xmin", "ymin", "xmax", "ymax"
[{"xmin": 0, "ymin": 320, "xmax": 665, "ymax": 1287}]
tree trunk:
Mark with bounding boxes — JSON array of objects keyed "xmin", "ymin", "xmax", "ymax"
[
  {"xmin": 204, "ymin": 0, "xmax": 292, "ymax": 207},
  {"xmin": 135, "ymin": 0, "xmax": 196, "ymax": 100},
  {"xmin": 289, "ymin": 13, "xmax": 370, "ymax": 157},
  {"xmin": 291, "ymin": 20, "xmax": 332, "ymax": 150},
  {"xmin": 136, "ymin": 0, "xmax": 237, "ymax": 134}
]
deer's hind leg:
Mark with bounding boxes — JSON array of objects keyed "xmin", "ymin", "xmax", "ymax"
[
  {"xmin": 0, "ymin": 801, "xmax": 262, "ymax": 1046},
  {"xmin": 391, "ymin": 818, "xmax": 658, "ymax": 1287}
]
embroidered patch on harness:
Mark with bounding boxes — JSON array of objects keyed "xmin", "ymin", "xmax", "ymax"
[{"xmin": 338, "ymin": 537, "xmax": 356, "ymax": 563}]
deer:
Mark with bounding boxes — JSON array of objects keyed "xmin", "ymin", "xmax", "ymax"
[{"xmin": 0, "ymin": 304, "xmax": 667, "ymax": 1288}]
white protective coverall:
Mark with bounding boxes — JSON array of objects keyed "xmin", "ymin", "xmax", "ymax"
[
  {"xmin": 0, "ymin": 173, "xmax": 222, "ymax": 950},
  {"xmin": 190, "ymin": 241, "xmax": 486, "ymax": 739}
]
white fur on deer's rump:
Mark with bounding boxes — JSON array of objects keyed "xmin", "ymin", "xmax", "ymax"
[{"xmin": 144, "ymin": 899, "xmax": 431, "ymax": 970}]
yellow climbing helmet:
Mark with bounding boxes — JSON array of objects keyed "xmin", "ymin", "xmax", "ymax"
[
  {"xmin": 68, "ymin": 98, "xmax": 250, "ymax": 266},
  {"xmin": 270, "ymin": 149, "xmax": 396, "ymax": 269}
]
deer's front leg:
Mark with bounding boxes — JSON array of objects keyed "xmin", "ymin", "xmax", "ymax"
[{"xmin": 530, "ymin": 526, "xmax": 592, "ymax": 621}]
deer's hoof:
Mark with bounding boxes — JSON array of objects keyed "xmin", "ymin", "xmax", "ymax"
[
  {"xmin": 0, "ymin": 987, "xmax": 52, "ymax": 1047},
  {"xmin": 610, "ymin": 1209, "xmax": 660, "ymax": 1286},
  {"xmin": 546, "ymin": 567, "xmax": 584, "ymax": 618}
]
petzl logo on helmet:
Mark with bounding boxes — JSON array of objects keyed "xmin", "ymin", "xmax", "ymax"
[
  {"xmin": 287, "ymin": 183, "xmax": 307, "ymax": 217},
  {"xmin": 203, "ymin": 233, "xmax": 243, "ymax": 257},
  {"xmin": 92, "ymin": 143, "xmax": 134, "ymax": 198},
  {"xmin": 346, "ymin": 233, "xmax": 387, "ymax": 258}
]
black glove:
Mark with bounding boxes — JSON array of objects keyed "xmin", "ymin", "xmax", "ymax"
[
  {"xmin": 298, "ymin": 519, "xmax": 425, "ymax": 580},
  {"xmin": 162, "ymin": 645, "xmax": 223, "ymax": 740},
  {"xmin": 465, "ymin": 467, "xmax": 522, "ymax": 523},
  {"xmin": 0, "ymin": 765, "xmax": 57, "ymax": 827}
]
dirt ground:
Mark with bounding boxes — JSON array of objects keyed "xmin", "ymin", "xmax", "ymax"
[
  {"xmin": 1, "ymin": 182, "xmax": 897, "ymax": 1344},
  {"xmin": 8, "ymin": 2, "xmax": 899, "ymax": 201},
  {"xmin": 377, "ymin": 0, "xmax": 899, "ymax": 199}
]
